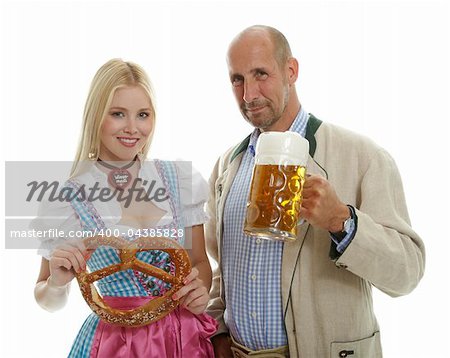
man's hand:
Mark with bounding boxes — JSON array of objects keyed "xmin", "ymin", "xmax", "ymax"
[{"xmin": 300, "ymin": 174, "xmax": 350, "ymax": 232}]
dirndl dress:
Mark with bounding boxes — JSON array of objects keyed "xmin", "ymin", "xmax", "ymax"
[{"xmin": 64, "ymin": 160, "xmax": 217, "ymax": 357}]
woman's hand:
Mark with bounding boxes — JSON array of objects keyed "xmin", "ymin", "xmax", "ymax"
[
  {"xmin": 48, "ymin": 240, "xmax": 88, "ymax": 286},
  {"xmin": 172, "ymin": 267, "xmax": 210, "ymax": 315}
]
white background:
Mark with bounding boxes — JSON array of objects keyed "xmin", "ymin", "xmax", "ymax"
[{"xmin": 1, "ymin": 0, "xmax": 449, "ymax": 357}]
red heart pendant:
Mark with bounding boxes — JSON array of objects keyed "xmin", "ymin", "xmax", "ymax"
[{"xmin": 108, "ymin": 169, "xmax": 131, "ymax": 190}]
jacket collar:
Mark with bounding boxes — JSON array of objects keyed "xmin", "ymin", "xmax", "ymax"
[{"xmin": 229, "ymin": 113, "xmax": 323, "ymax": 163}]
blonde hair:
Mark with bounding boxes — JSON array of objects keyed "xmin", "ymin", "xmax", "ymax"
[{"xmin": 71, "ymin": 59, "xmax": 156, "ymax": 176}]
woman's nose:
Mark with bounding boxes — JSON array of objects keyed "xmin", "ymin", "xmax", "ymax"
[{"xmin": 123, "ymin": 119, "xmax": 138, "ymax": 134}]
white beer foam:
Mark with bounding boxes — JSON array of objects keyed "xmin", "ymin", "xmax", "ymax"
[{"xmin": 255, "ymin": 131, "xmax": 309, "ymax": 166}]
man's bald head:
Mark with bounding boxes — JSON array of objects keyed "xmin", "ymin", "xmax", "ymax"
[
  {"xmin": 226, "ymin": 25, "xmax": 300, "ymax": 132},
  {"xmin": 228, "ymin": 25, "xmax": 293, "ymax": 68}
]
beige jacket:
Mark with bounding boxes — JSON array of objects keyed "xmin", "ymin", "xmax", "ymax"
[{"xmin": 205, "ymin": 116, "xmax": 425, "ymax": 358}]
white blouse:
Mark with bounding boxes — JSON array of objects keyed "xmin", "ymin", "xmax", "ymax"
[{"xmin": 30, "ymin": 160, "xmax": 209, "ymax": 260}]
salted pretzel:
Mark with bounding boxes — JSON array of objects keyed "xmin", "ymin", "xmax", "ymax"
[{"xmin": 76, "ymin": 235, "xmax": 191, "ymax": 327}]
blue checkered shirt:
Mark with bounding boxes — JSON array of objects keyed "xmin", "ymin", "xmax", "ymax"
[{"xmin": 222, "ymin": 108, "xmax": 308, "ymax": 350}]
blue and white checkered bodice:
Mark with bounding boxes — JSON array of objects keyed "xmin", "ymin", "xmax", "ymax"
[{"xmin": 66, "ymin": 160, "xmax": 185, "ymax": 298}]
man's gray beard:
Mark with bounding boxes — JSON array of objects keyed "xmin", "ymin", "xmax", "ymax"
[
  {"xmin": 244, "ymin": 87, "xmax": 290, "ymax": 130},
  {"xmin": 245, "ymin": 108, "xmax": 280, "ymax": 130}
]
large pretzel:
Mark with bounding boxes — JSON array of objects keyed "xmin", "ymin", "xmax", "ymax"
[{"xmin": 76, "ymin": 235, "xmax": 191, "ymax": 327}]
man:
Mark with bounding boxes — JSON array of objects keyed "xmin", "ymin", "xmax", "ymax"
[{"xmin": 205, "ymin": 25, "xmax": 425, "ymax": 357}]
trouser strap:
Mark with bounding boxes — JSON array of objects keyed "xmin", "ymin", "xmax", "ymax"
[{"xmin": 230, "ymin": 335, "xmax": 289, "ymax": 358}]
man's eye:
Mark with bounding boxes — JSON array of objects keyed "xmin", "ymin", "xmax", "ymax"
[
  {"xmin": 111, "ymin": 112, "xmax": 125, "ymax": 118},
  {"xmin": 232, "ymin": 77, "xmax": 243, "ymax": 87},
  {"xmin": 256, "ymin": 71, "xmax": 268, "ymax": 79}
]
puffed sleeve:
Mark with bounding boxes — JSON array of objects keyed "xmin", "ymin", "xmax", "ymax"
[
  {"xmin": 29, "ymin": 198, "xmax": 82, "ymax": 260},
  {"xmin": 176, "ymin": 161, "xmax": 209, "ymax": 227}
]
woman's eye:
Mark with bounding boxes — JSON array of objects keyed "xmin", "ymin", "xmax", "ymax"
[
  {"xmin": 138, "ymin": 112, "xmax": 150, "ymax": 119},
  {"xmin": 111, "ymin": 112, "xmax": 125, "ymax": 118}
]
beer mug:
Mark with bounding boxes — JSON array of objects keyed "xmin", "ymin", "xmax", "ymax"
[{"xmin": 244, "ymin": 131, "xmax": 309, "ymax": 242}]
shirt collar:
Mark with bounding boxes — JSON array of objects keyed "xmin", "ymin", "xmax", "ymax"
[{"xmin": 248, "ymin": 107, "xmax": 310, "ymax": 157}]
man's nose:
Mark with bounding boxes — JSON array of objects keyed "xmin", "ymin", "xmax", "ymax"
[{"xmin": 243, "ymin": 79, "xmax": 259, "ymax": 103}]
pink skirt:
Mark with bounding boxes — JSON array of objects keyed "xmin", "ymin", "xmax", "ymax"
[{"xmin": 89, "ymin": 296, "xmax": 217, "ymax": 358}]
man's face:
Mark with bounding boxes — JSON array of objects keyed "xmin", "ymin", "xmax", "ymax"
[{"xmin": 227, "ymin": 34, "xmax": 290, "ymax": 131}]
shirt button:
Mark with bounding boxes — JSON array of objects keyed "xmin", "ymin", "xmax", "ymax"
[
  {"xmin": 251, "ymin": 312, "xmax": 257, "ymax": 318},
  {"xmin": 251, "ymin": 274, "xmax": 257, "ymax": 281},
  {"xmin": 255, "ymin": 238, "xmax": 262, "ymax": 244}
]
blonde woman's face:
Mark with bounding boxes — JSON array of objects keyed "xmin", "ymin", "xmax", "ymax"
[{"xmin": 99, "ymin": 85, "xmax": 153, "ymax": 161}]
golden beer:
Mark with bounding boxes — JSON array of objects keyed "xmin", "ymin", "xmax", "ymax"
[
  {"xmin": 244, "ymin": 164, "xmax": 306, "ymax": 241},
  {"xmin": 243, "ymin": 131, "xmax": 309, "ymax": 242}
]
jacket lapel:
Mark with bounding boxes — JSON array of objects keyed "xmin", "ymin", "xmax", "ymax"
[{"xmin": 281, "ymin": 153, "xmax": 327, "ymax": 312}]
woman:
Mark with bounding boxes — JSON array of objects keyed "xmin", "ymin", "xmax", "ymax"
[{"xmin": 33, "ymin": 59, "xmax": 217, "ymax": 357}]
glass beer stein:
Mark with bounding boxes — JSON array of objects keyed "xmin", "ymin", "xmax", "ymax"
[{"xmin": 244, "ymin": 131, "xmax": 309, "ymax": 242}]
